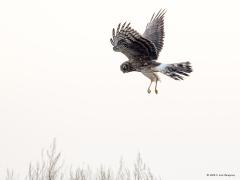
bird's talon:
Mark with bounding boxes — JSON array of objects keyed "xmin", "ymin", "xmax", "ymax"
[
  {"xmin": 148, "ymin": 89, "xmax": 151, "ymax": 94},
  {"xmin": 155, "ymin": 89, "xmax": 158, "ymax": 94}
]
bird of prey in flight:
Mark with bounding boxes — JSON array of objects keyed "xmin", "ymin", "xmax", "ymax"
[{"xmin": 110, "ymin": 9, "xmax": 192, "ymax": 94}]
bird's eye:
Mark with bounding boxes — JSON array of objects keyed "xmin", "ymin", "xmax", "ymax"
[{"xmin": 123, "ymin": 64, "xmax": 128, "ymax": 70}]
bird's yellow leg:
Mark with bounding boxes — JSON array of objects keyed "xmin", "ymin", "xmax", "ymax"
[
  {"xmin": 153, "ymin": 74, "xmax": 159, "ymax": 94},
  {"xmin": 147, "ymin": 81, "xmax": 152, "ymax": 94},
  {"xmin": 155, "ymin": 80, "xmax": 158, "ymax": 94}
]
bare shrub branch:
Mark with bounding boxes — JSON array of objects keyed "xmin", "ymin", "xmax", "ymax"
[
  {"xmin": 5, "ymin": 141, "xmax": 161, "ymax": 180},
  {"xmin": 5, "ymin": 169, "xmax": 15, "ymax": 180}
]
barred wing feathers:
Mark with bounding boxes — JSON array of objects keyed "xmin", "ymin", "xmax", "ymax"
[
  {"xmin": 143, "ymin": 9, "xmax": 166, "ymax": 57},
  {"xmin": 110, "ymin": 22, "xmax": 158, "ymax": 60}
]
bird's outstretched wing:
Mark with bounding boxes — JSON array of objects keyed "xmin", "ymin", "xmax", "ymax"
[
  {"xmin": 143, "ymin": 9, "xmax": 166, "ymax": 57},
  {"xmin": 110, "ymin": 22, "xmax": 158, "ymax": 61}
]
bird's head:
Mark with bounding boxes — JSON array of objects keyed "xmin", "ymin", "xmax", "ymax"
[{"xmin": 120, "ymin": 61, "xmax": 134, "ymax": 73}]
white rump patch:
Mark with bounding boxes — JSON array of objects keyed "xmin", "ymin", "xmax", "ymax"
[{"xmin": 153, "ymin": 63, "xmax": 168, "ymax": 72}]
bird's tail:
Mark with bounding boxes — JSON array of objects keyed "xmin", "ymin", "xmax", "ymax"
[{"xmin": 155, "ymin": 61, "xmax": 193, "ymax": 80}]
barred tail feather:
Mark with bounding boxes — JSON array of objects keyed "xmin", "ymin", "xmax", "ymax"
[{"xmin": 156, "ymin": 61, "xmax": 192, "ymax": 80}]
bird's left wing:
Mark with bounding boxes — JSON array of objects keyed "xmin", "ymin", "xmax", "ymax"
[
  {"xmin": 143, "ymin": 9, "xmax": 166, "ymax": 57},
  {"xmin": 110, "ymin": 23, "xmax": 158, "ymax": 60}
]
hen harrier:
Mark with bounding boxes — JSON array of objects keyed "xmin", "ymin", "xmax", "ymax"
[{"xmin": 110, "ymin": 9, "xmax": 192, "ymax": 94}]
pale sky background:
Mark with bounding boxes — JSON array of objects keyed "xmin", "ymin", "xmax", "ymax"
[{"xmin": 0, "ymin": 0, "xmax": 240, "ymax": 180}]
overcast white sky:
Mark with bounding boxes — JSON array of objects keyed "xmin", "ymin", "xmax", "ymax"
[{"xmin": 0, "ymin": 0, "xmax": 240, "ymax": 180}]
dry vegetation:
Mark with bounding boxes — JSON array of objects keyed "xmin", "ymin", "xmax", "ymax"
[{"xmin": 5, "ymin": 140, "xmax": 161, "ymax": 180}]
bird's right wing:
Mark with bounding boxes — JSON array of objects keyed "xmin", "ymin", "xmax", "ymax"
[{"xmin": 143, "ymin": 9, "xmax": 166, "ymax": 57}]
